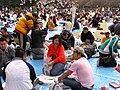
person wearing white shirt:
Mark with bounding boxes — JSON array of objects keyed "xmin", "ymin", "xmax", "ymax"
[{"xmin": 4, "ymin": 48, "xmax": 36, "ymax": 90}]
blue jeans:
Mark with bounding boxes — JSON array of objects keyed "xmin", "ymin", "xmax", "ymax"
[
  {"xmin": 50, "ymin": 63, "xmax": 65, "ymax": 76},
  {"xmin": 63, "ymin": 78, "xmax": 93, "ymax": 90},
  {"xmin": 0, "ymin": 63, "xmax": 3, "ymax": 90},
  {"xmin": 0, "ymin": 77, "xmax": 3, "ymax": 90}
]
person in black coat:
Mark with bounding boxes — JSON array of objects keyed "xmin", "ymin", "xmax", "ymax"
[
  {"xmin": 72, "ymin": 19, "xmax": 80, "ymax": 31},
  {"xmin": 81, "ymin": 27, "xmax": 95, "ymax": 44},
  {"xmin": 30, "ymin": 21, "xmax": 47, "ymax": 59},
  {"xmin": 60, "ymin": 30, "xmax": 75, "ymax": 50},
  {"xmin": 89, "ymin": 13, "xmax": 100, "ymax": 28}
]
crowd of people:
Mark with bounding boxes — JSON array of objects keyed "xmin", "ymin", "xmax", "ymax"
[{"xmin": 0, "ymin": 8, "xmax": 120, "ymax": 90}]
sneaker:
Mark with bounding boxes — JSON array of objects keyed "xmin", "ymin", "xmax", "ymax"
[
  {"xmin": 97, "ymin": 60, "xmax": 100, "ymax": 67},
  {"xmin": 33, "ymin": 77, "xmax": 44, "ymax": 87}
]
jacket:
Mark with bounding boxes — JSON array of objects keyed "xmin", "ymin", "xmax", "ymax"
[
  {"xmin": 4, "ymin": 58, "xmax": 35, "ymax": 90},
  {"xmin": 15, "ymin": 13, "xmax": 35, "ymax": 35},
  {"xmin": 47, "ymin": 19, "xmax": 55, "ymax": 30},
  {"xmin": 0, "ymin": 46, "xmax": 15, "ymax": 65},
  {"xmin": 30, "ymin": 28, "xmax": 47, "ymax": 48},
  {"xmin": 60, "ymin": 31, "xmax": 75, "ymax": 50},
  {"xmin": 81, "ymin": 31, "xmax": 95, "ymax": 44},
  {"xmin": 99, "ymin": 35, "xmax": 119, "ymax": 55},
  {"xmin": 47, "ymin": 44, "xmax": 66, "ymax": 64}
]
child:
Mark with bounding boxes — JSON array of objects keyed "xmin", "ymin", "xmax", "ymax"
[{"xmin": 101, "ymin": 30, "xmax": 111, "ymax": 44}]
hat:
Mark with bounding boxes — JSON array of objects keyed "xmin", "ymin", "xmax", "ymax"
[
  {"xmin": 114, "ymin": 23, "xmax": 120, "ymax": 35},
  {"xmin": 104, "ymin": 30, "xmax": 110, "ymax": 34},
  {"xmin": 74, "ymin": 46, "xmax": 87, "ymax": 58}
]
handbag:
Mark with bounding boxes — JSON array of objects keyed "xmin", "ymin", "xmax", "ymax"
[{"xmin": 100, "ymin": 55, "xmax": 112, "ymax": 63}]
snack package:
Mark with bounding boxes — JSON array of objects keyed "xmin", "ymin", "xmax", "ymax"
[{"xmin": 109, "ymin": 82, "xmax": 120, "ymax": 88}]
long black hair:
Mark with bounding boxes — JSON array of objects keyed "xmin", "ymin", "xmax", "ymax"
[{"xmin": 51, "ymin": 34, "xmax": 62, "ymax": 45}]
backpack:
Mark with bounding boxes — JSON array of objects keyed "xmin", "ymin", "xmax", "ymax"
[{"xmin": 80, "ymin": 43, "xmax": 96, "ymax": 58}]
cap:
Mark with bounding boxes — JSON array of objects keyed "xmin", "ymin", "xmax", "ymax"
[
  {"xmin": 74, "ymin": 46, "xmax": 87, "ymax": 58},
  {"xmin": 104, "ymin": 30, "xmax": 110, "ymax": 34}
]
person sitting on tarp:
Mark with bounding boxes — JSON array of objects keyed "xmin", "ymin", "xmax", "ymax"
[
  {"xmin": 72, "ymin": 18, "xmax": 80, "ymax": 31},
  {"xmin": 58, "ymin": 46, "xmax": 94, "ymax": 90},
  {"xmin": 46, "ymin": 16, "xmax": 55, "ymax": 31},
  {"xmin": 80, "ymin": 27, "xmax": 95, "ymax": 45},
  {"xmin": 4, "ymin": 48, "xmax": 37, "ymax": 90},
  {"xmin": 30, "ymin": 20, "xmax": 47, "ymax": 59},
  {"xmin": 89, "ymin": 13, "xmax": 100, "ymax": 28},
  {"xmin": 47, "ymin": 35, "xmax": 66, "ymax": 76},
  {"xmin": 97, "ymin": 23, "xmax": 120, "ymax": 67},
  {"xmin": 60, "ymin": 30, "xmax": 75, "ymax": 50},
  {"xmin": 108, "ymin": 20, "xmax": 118, "ymax": 35},
  {"xmin": 101, "ymin": 30, "xmax": 111, "ymax": 44}
]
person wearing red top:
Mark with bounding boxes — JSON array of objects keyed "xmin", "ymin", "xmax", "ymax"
[{"xmin": 47, "ymin": 35, "xmax": 66, "ymax": 76}]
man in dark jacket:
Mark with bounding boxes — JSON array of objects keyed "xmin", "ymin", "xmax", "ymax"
[
  {"xmin": 81, "ymin": 27, "xmax": 95, "ymax": 45},
  {"xmin": 0, "ymin": 37, "xmax": 15, "ymax": 90},
  {"xmin": 72, "ymin": 19, "xmax": 80, "ymax": 31},
  {"xmin": 89, "ymin": 13, "xmax": 100, "ymax": 28},
  {"xmin": 30, "ymin": 21, "xmax": 47, "ymax": 59}
]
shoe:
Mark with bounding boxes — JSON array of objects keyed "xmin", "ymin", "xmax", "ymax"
[
  {"xmin": 30, "ymin": 54, "xmax": 33, "ymax": 60},
  {"xmin": 33, "ymin": 77, "xmax": 43, "ymax": 87},
  {"xmin": 97, "ymin": 60, "xmax": 100, "ymax": 67},
  {"xmin": 31, "ymin": 87, "xmax": 37, "ymax": 90}
]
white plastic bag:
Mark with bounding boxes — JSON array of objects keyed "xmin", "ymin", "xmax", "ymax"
[
  {"xmin": 43, "ymin": 48, "xmax": 52, "ymax": 75},
  {"xmin": 74, "ymin": 36, "xmax": 82, "ymax": 47}
]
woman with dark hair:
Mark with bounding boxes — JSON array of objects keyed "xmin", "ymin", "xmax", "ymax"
[{"xmin": 47, "ymin": 34, "xmax": 66, "ymax": 76}]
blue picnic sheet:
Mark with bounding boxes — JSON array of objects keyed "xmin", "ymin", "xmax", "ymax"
[{"xmin": 28, "ymin": 56, "xmax": 120, "ymax": 90}]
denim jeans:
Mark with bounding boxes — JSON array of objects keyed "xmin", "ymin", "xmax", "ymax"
[
  {"xmin": 63, "ymin": 78, "xmax": 93, "ymax": 90},
  {"xmin": 31, "ymin": 48, "xmax": 44, "ymax": 59},
  {"xmin": 0, "ymin": 63, "xmax": 3, "ymax": 90},
  {"xmin": 50, "ymin": 63, "xmax": 65, "ymax": 76}
]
